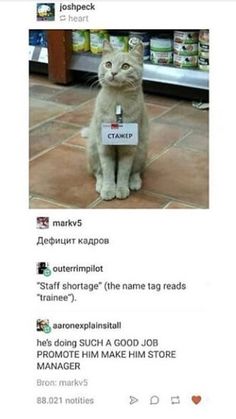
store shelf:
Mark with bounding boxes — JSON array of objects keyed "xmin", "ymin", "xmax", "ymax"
[
  {"xmin": 29, "ymin": 46, "xmax": 209, "ymax": 90},
  {"xmin": 70, "ymin": 53, "xmax": 209, "ymax": 90}
]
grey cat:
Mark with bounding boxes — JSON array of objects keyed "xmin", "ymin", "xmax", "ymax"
[{"xmin": 86, "ymin": 40, "xmax": 149, "ymax": 200}]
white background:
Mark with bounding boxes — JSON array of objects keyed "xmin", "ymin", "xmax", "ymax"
[{"xmin": 1, "ymin": 1, "xmax": 235, "ymax": 418}]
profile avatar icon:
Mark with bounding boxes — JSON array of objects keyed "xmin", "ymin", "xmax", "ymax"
[
  {"xmin": 37, "ymin": 262, "xmax": 51, "ymax": 277},
  {"xmin": 36, "ymin": 319, "xmax": 52, "ymax": 333},
  {"xmin": 36, "ymin": 3, "xmax": 55, "ymax": 21},
  {"xmin": 36, "ymin": 217, "xmax": 49, "ymax": 229}
]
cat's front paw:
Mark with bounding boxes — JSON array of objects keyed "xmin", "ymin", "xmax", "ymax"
[
  {"xmin": 129, "ymin": 173, "xmax": 142, "ymax": 191},
  {"xmin": 116, "ymin": 186, "xmax": 130, "ymax": 200},
  {"xmin": 95, "ymin": 176, "xmax": 103, "ymax": 193},
  {"xmin": 101, "ymin": 186, "xmax": 116, "ymax": 201}
]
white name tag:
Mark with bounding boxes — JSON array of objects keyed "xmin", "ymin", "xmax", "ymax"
[{"xmin": 101, "ymin": 123, "xmax": 138, "ymax": 145}]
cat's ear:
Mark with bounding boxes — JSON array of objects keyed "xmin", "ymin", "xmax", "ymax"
[
  {"xmin": 130, "ymin": 42, "xmax": 144, "ymax": 64},
  {"xmin": 103, "ymin": 40, "xmax": 113, "ymax": 55}
]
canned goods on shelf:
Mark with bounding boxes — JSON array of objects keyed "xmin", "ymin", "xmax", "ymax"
[
  {"xmin": 174, "ymin": 54, "xmax": 198, "ymax": 68},
  {"xmin": 198, "ymin": 56, "xmax": 209, "ymax": 71},
  {"xmin": 199, "ymin": 50, "xmax": 209, "ymax": 59},
  {"xmin": 174, "ymin": 30, "xmax": 199, "ymax": 44},
  {"xmin": 174, "ymin": 42, "xmax": 198, "ymax": 56},
  {"xmin": 150, "ymin": 35, "xmax": 173, "ymax": 52},
  {"xmin": 150, "ymin": 50, "xmax": 173, "ymax": 65},
  {"xmin": 199, "ymin": 42, "xmax": 209, "ymax": 53},
  {"xmin": 199, "ymin": 29, "xmax": 209, "ymax": 44}
]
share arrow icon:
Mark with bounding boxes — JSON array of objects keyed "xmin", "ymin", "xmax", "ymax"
[{"xmin": 130, "ymin": 396, "xmax": 139, "ymax": 405}]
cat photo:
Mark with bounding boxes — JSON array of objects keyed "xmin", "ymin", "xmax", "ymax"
[{"xmin": 85, "ymin": 40, "xmax": 149, "ymax": 200}]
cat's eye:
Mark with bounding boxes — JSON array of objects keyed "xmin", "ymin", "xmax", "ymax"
[
  {"xmin": 121, "ymin": 63, "xmax": 130, "ymax": 70},
  {"xmin": 105, "ymin": 61, "xmax": 112, "ymax": 68}
]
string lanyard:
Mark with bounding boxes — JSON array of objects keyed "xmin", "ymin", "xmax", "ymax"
[{"xmin": 116, "ymin": 105, "xmax": 123, "ymax": 123}]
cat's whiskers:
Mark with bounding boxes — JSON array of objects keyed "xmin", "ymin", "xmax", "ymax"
[
  {"xmin": 89, "ymin": 79, "xmax": 102, "ymax": 90},
  {"xmin": 125, "ymin": 79, "xmax": 138, "ymax": 91},
  {"xmin": 87, "ymin": 74, "xmax": 98, "ymax": 81},
  {"xmin": 85, "ymin": 74, "xmax": 102, "ymax": 91}
]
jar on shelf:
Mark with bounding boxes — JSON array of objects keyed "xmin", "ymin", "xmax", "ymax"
[
  {"xmin": 198, "ymin": 30, "xmax": 209, "ymax": 71},
  {"xmin": 90, "ymin": 30, "xmax": 109, "ymax": 54},
  {"xmin": 109, "ymin": 31, "xmax": 129, "ymax": 52},
  {"xmin": 72, "ymin": 30, "xmax": 90, "ymax": 52},
  {"xmin": 129, "ymin": 31, "xmax": 150, "ymax": 60},
  {"xmin": 199, "ymin": 29, "xmax": 209, "ymax": 44},
  {"xmin": 150, "ymin": 34, "xmax": 173, "ymax": 65}
]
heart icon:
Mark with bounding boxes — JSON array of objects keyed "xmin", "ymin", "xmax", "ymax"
[{"xmin": 192, "ymin": 395, "xmax": 201, "ymax": 405}]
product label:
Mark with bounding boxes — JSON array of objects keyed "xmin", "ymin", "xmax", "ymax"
[
  {"xmin": 90, "ymin": 32, "xmax": 109, "ymax": 54},
  {"xmin": 29, "ymin": 45, "xmax": 34, "ymax": 60},
  {"xmin": 199, "ymin": 42, "xmax": 209, "ymax": 53},
  {"xmin": 151, "ymin": 50, "xmax": 173, "ymax": 65},
  {"xmin": 39, "ymin": 47, "xmax": 48, "ymax": 63},
  {"xmin": 174, "ymin": 54, "xmax": 198, "ymax": 68},
  {"xmin": 150, "ymin": 38, "xmax": 173, "ymax": 52},
  {"xmin": 174, "ymin": 42, "xmax": 198, "ymax": 56},
  {"xmin": 174, "ymin": 31, "xmax": 199, "ymax": 44},
  {"xmin": 72, "ymin": 31, "xmax": 90, "ymax": 52},
  {"xmin": 110, "ymin": 36, "xmax": 128, "ymax": 52}
]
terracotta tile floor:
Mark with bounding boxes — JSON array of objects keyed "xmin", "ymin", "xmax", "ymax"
[{"xmin": 29, "ymin": 74, "xmax": 209, "ymax": 209}]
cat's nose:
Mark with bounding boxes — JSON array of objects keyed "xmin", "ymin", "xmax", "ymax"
[{"xmin": 111, "ymin": 72, "xmax": 118, "ymax": 77}]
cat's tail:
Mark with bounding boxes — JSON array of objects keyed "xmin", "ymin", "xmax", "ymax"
[{"xmin": 80, "ymin": 127, "xmax": 90, "ymax": 138}]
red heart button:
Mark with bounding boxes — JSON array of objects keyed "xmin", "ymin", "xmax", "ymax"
[{"xmin": 192, "ymin": 395, "xmax": 201, "ymax": 405}]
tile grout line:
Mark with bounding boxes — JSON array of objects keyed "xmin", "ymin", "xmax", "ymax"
[
  {"xmin": 146, "ymin": 128, "xmax": 192, "ymax": 165},
  {"xmin": 146, "ymin": 125, "xmax": 209, "ymax": 167},
  {"xmin": 30, "ymin": 109, "xmax": 73, "ymax": 132},
  {"xmin": 30, "ymin": 194, "xmax": 81, "ymax": 209},
  {"xmin": 30, "ymin": 94, "xmax": 95, "ymax": 110},
  {"xmin": 30, "ymin": 195, "xmax": 70, "ymax": 208},
  {"xmin": 141, "ymin": 188, "xmax": 206, "ymax": 208},
  {"xmin": 29, "ymin": 129, "xmax": 86, "ymax": 162},
  {"xmin": 60, "ymin": 128, "xmax": 89, "ymax": 147},
  {"xmin": 174, "ymin": 144, "xmax": 209, "ymax": 154},
  {"xmin": 162, "ymin": 201, "xmax": 196, "ymax": 209},
  {"xmin": 145, "ymin": 147, "xmax": 172, "ymax": 167},
  {"xmin": 64, "ymin": 97, "xmax": 96, "ymax": 111},
  {"xmin": 30, "ymin": 144, "xmax": 62, "ymax": 162},
  {"xmin": 30, "ymin": 192, "xmax": 103, "ymax": 209},
  {"xmin": 149, "ymin": 101, "xmax": 184, "ymax": 121},
  {"xmin": 152, "ymin": 118, "xmax": 209, "ymax": 132},
  {"xmin": 171, "ymin": 129, "xmax": 195, "ymax": 149},
  {"xmin": 61, "ymin": 142, "xmax": 86, "ymax": 151},
  {"xmin": 54, "ymin": 119, "xmax": 84, "ymax": 129},
  {"xmin": 29, "ymin": 82, "xmax": 76, "ymax": 99},
  {"xmin": 162, "ymin": 202, "xmax": 172, "ymax": 209},
  {"xmin": 173, "ymin": 127, "xmax": 209, "ymax": 154},
  {"xmin": 87, "ymin": 197, "xmax": 103, "ymax": 209},
  {"xmin": 29, "ymin": 98, "xmax": 95, "ymax": 132},
  {"xmin": 30, "ymin": 83, "xmax": 88, "ymax": 102},
  {"xmin": 172, "ymin": 127, "xmax": 209, "ymax": 153}
]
